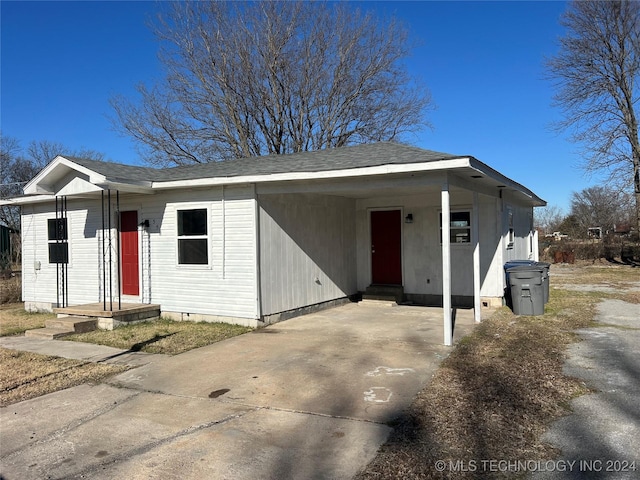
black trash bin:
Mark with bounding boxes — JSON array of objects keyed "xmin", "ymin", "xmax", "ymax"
[{"xmin": 506, "ymin": 265, "xmax": 545, "ymax": 316}]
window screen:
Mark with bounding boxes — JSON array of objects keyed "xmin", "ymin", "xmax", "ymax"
[
  {"xmin": 177, "ymin": 209, "xmax": 208, "ymax": 265},
  {"xmin": 440, "ymin": 211, "xmax": 471, "ymax": 244},
  {"xmin": 47, "ymin": 218, "xmax": 69, "ymax": 264}
]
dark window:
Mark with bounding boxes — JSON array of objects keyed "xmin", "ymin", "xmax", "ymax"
[
  {"xmin": 47, "ymin": 218, "xmax": 69, "ymax": 264},
  {"xmin": 178, "ymin": 209, "xmax": 207, "ymax": 236},
  {"xmin": 177, "ymin": 209, "xmax": 208, "ymax": 265},
  {"xmin": 507, "ymin": 208, "xmax": 514, "ymax": 247},
  {"xmin": 48, "ymin": 218, "xmax": 67, "ymax": 241},
  {"xmin": 440, "ymin": 211, "xmax": 471, "ymax": 244},
  {"xmin": 48, "ymin": 243, "xmax": 69, "ymax": 263},
  {"xmin": 178, "ymin": 238, "xmax": 208, "ymax": 264}
]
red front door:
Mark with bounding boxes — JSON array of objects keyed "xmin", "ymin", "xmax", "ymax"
[
  {"xmin": 371, "ymin": 210, "xmax": 402, "ymax": 285},
  {"xmin": 120, "ymin": 211, "xmax": 139, "ymax": 296}
]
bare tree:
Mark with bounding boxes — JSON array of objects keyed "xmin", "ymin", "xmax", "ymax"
[
  {"xmin": 534, "ymin": 204, "xmax": 566, "ymax": 234},
  {"xmin": 26, "ymin": 140, "xmax": 104, "ymax": 167},
  {"xmin": 547, "ymin": 0, "xmax": 640, "ymax": 234},
  {"xmin": 111, "ymin": 1, "xmax": 432, "ymax": 167},
  {"xmin": 570, "ymin": 185, "xmax": 633, "ymax": 236}
]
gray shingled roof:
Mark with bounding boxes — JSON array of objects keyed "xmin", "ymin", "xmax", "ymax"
[{"xmin": 66, "ymin": 143, "xmax": 462, "ymax": 183}]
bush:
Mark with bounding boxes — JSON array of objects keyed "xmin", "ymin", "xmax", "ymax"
[
  {"xmin": 541, "ymin": 237, "xmax": 640, "ymax": 263},
  {"xmin": 0, "ymin": 275, "xmax": 21, "ymax": 304}
]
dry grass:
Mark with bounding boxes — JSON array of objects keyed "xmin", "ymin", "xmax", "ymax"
[
  {"xmin": 355, "ymin": 265, "xmax": 633, "ymax": 480},
  {"xmin": 0, "ymin": 305, "xmax": 251, "ymax": 406},
  {"xmin": 66, "ymin": 319, "xmax": 253, "ymax": 355},
  {"xmin": 0, "ymin": 303, "xmax": 55, "ymax": 336},
  {"xmin": 551, "ymin": 263, "xmax": 640, "ymax": 305},
  {"xmin": 0, "ymin": 276, "xmax": 22, "ymax": 304},
  {"xmin": 0, "ymin": 348, "xmax": 127, "ymax": 407}
]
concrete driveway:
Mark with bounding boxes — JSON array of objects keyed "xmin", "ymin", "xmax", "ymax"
[
  {"xmin": 0, "ymin": 302, "xmax": 477, "ymax": 480},
  {"xmin": 529, "ymin": 297, "xmax": 640, "ymax": 480}
]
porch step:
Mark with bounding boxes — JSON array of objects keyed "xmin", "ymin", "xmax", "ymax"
[
  {"xmin": 53, "ymin": 303, "xmax": 161, "ymax": 330},
  {"xmin": 25, "ymin": 327, "xmax": 75, "ymax": 339},
  {"xmin": 46, "ymin": 316, "xmax": 97, "ymax": 333},
  {"xmin": 362, "ymin": 285, "xmax": 404, "ymax": 304},
  {"xmin": 359, "ymin": 299, "xmax": 396, "ymax": 307},
  {"xmin": 25, "ymin": 316, "xmax": 98, "ymax": 340}
]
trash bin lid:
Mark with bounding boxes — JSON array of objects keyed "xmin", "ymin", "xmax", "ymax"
[{"xmin": 504, "ymin": 260, "xmax": 536, "ymax": 270}]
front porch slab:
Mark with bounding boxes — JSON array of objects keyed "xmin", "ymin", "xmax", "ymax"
[{"xmin": 53, "ymin": 303, "xmax": 161, "ymax": 330}]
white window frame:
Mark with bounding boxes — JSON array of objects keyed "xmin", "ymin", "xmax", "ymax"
[
  {"xmin": 439, "ymin": 209, "xmax": 472, "ymax": 245},
  {"xmin": 507, "ymin": 206, "xmax": 514, "ymax": 249},
  {"xmin": 175, "ymin": 205, "xmax": 211, "ymax": 268}
]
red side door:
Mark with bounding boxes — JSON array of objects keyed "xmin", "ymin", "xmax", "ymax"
[
  {"xmin": 371, "ymin": 210, "xmax": 402, "ymax": 285},
  {"xmin": 120, "ymin": 211, "xmax": 139, "ymax": 296}
]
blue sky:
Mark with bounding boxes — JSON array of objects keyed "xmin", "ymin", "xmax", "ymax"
[{"xmin": 1, "ymin": 1, "xmax": 604, "ymax": 213}]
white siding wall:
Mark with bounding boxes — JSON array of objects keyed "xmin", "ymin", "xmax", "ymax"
[
  {"xmin": 21, "ymin": 186, "xmax": 258, "ymax": 320},
  {"xmin": 131, "ymin": 186, "xmax": 258, "ymax": 319},
  {"xmin": 22, "ymin": 199, "xmax": 103, "ymax": 309},
  {"xmin": 355, "ymin": 192, "xmax": 506, "ymax": 299},
  {"xmin": 22, "ymin": 205, "xmax": 51, "ymax": 308},
  {"xmin": 500, "ymin": 192, "xmax": 537, "ymax": 287},
  {"xmin": 259, "ymin": 193, "xmax": 357, "ymax": 316},
  {"xmin": 501, "ymin": 194, "xmax": 536, "ymax": 260},
  {"xmin": 20, "ymin": 182, "xmax": 536, "ymax": 315}
]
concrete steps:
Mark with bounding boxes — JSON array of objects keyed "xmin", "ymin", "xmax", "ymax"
[
  {"xmin": 25, "ymin": 327, "xmax": 75, "ymax": 339},
  {"xmin": 362, "ymin": 285, "xmax": 404, "ymax": 304},
  {"xmin": 25, "ymin": 316, "xmax": 97, "ymax": 340},
  {"xmin": 24, "ymin": 303, "xmax": 160, "ymax": 340},
  {"xmin": 53, "ymin": 303, "xmax": 160, "ymax": 330}
]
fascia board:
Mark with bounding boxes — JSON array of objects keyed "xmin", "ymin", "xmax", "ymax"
[
  {"xmin": 23, "ymin": 156, "xmax": 107, "ymax": 194},
  {"xmin": 95, "ymin": 181, "xmax": 154, "ymax": 194},
  {"xmin": 467, "ymin": 158, "xmax": 546, "ymax": 206},
  {"xmin": 151, "ymin": 158, "xmax": 473, "ymax": 190},
  {"xmin": 0, "ymin": 195, "xmax": 57, "ymax": 206}
]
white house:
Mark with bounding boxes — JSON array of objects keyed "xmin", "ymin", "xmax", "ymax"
[{"xmin": 3, "ymin": 143, "xmax": 545, "ymax": 345}]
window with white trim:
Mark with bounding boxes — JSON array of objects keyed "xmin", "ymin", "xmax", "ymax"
[
  {"xmin": 529, "ymin": 213, "xmax": 534, "ymax": 254},
  {"xmin": 47, "ymin": 218, "xmax": 68, "ymax": 264},
  {"xmin": 177, "ymin": 208, "xmax": 208, "ymax": 265},
  {"xmin": 507, "ymin": 207, "xmax": 514, "ymax": 248},
  {"xmin": 440, "ymin": 211, "xmax": 471, "ymax": 244}
]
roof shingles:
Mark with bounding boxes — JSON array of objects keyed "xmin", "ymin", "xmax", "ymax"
[{"xmin": 66, "ymin": 143, "xmax": 461, "ymax": 183}]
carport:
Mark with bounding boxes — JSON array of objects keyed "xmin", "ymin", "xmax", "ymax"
[{"xmin": 255, "ymin": 150, "xmax": 544, "ymax": 345}]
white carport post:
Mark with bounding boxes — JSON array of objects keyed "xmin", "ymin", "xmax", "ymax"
[
  {"xmin": 441, "ymin": 181, "xmax": 452, "ymax": 346},
  {"xmin": 472, "ymin": 191, "xmax": 481, "ymax": 323}
]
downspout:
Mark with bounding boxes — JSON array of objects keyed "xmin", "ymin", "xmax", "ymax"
[{"xmin": 253, "ymin": 184, "xmax": 263, "ymax": 322}]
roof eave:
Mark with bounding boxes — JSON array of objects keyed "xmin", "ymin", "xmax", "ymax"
[
  {"xmin": 96, "ymin": 180, "xmax": 154, "ymax": 194},
  {"xmin": 151, "ymin": 157, "xmax": 474, "ymax": 190},
  {"xmin": 468, "ymin": 157, "xmax": 546, "ymax": 207},
  {"xmin": 23, "ymin": 155, "xmax": 108, "ymax": 195},
  {"xmin": 0, "ymin": 194, "xmax": 58, "ymax": 206}
]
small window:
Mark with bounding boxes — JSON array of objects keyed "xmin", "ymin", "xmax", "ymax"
[
  {"xmin": 47, "ymin": 218, "xmax": 68, "ymax": 264},
  {"xmin": 440, "ymin": 211, "xmax": 471, "ymax": 244},
  {"xmin": 507, "ymin": 208, "xmax": 514, "ymax": 247},
  {"xmin": 177, "ymin": 209, "xmax": 208, "ymax": 265}
]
